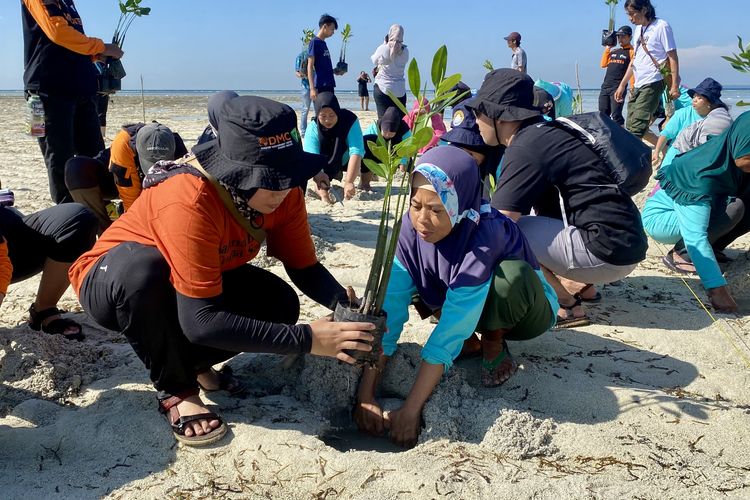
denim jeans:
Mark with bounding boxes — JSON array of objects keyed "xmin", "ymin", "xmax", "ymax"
[{"xmin": 300, "ymin": 87, "xmax": 311, "ymax": 136}]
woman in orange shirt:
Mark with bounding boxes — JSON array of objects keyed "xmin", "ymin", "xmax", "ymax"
[{"xmin": 69, "ymin": 96, "xmax": 374, "ymax": 446}]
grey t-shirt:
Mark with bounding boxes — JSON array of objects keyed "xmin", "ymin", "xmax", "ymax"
[
  {"xmin": 511, "ymin": 47, "xmax": 527, "ymax": 72},
  {"xmin": 673, "ymin": 107, "xmax": 732, "ymax": 153}
]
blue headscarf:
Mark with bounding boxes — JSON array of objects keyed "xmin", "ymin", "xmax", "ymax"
[{"xmin": 395, "ymin": 145, "xmax": 540, "ymax": 309}]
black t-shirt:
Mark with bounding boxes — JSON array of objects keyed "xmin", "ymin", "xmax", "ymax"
[
  {"xmin": 491, "ymin": 119, "xmax": 647, "ymax": 266},
  {"xmin": 601, "ymin": 46, "xmax": 633, "ymax": 91}
]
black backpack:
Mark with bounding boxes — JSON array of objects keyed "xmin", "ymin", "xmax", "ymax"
[{"xmin": 553, "ymin": 111, "xmax": 652, "ymax": 196}]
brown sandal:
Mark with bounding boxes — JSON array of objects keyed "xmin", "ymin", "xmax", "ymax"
[{"xmin": 158, "ymin": 388, "xmax": 227, "ymax": 446}]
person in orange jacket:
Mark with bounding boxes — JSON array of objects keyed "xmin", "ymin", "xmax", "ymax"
[
  {"xmin": 22, "ymin": 0, "xmax": 124, "ymax": 204},
  {"xmin": 599, "ymin": 26, "xmax": 635, "ymax": 126}
]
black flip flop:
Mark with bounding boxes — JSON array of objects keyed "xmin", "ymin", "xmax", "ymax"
[
  {"xmin": 662, "ymin": 251, "xmax": 696, "ymax": 275},
  {"xmin": 574, "ymin": 284, "xmax": 602, "ymax": 303}
]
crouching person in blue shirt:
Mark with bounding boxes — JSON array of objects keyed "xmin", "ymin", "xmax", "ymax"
[{"xmin": 354, "ymin": 146, "xmax": 557, "ymax": 448}]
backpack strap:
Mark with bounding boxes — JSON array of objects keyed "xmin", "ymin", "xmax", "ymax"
[{"xmin": 181, "ymin": 156, "xmax": 267, "ymax": 245}]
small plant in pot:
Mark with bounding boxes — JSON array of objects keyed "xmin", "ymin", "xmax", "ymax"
[
  {"xmin": 98, "ymin": 0, "xmax": 151, "ymax": 94},
  {"xmin": 333, "ymin": 23, "xmax": 352, "ymax": 76},
  {"xmin": 601, "ymin": 0, "xmax": 619, "ymax": 46},
  {"xmin": 333, "ymin": 45, "xmax": 465, "ymax": 366}
]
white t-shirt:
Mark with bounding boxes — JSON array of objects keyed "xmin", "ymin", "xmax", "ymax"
[
  {"xmin": 371, "ymin": 44, "xmax": 409, "ymax": 97},
  {"xmin": 632, "ymin": 18, "xmax": 677, "ymax": 88}
]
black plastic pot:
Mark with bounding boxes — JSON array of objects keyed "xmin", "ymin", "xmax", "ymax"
[
  {"xmin": 334, "ymin": 61, "xmax": 349, "ymax": 76},
  {"xmin": 602, "ymin": 29, "xmax": 616, "ymax": 47},
  {"xmin": 96, "ymin": 58, "xmax": 126, "ymax": 94},
  {"xmin": 333, "ymin": 303, "xmax": 385, "ymax": 367}
]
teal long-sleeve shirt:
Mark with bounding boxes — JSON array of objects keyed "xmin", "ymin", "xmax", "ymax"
[
  {"xmin": 382, "ymin": 257, "xmax": 557, "ymax": 370},
  {"xmin": 303, "ymin": 119, "xmax": 364, "ymax": 165}
]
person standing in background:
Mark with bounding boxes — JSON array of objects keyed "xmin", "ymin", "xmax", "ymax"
[
  {"xmin": 504, "ymin": 32, "xmax": 527, "ymax": 74},
  {"xmin": 357, "ymin": 71, "xmax": 372, "ymax": 111},
  {"xmin": 22, "ymin": 0, "xmax": 124, "ymax": 204},
  {"xmin": 371, "ymin": 25, "xmax": 409, "ymax": 120},
  {"xmin": 308, "ymin": 14, "xmax": 337, "ymax": 104},
  {"xmin": 599, "ymin": 26, "xmax": 634, "ymax": 126},
  {"xmin": 295, "ymin": 41, "xmax": 313, "ymax": 137},
  {"xmin": 615, "ymin": 0, "xmax": 681, "ymax": 147}
]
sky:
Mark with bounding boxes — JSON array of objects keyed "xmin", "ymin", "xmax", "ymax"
[{"xmin": 1, "ymin": 0, "xmax": 749, "ymax": 91}]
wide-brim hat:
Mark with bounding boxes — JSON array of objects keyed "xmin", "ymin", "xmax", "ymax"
[
  {"xmin": 192, "ymin": 96, "xmax": 326, "ymax": 193},
  {"xmin": 687, "ymin": 77, "xmax": 725, "ymax": 106},
  {"xmin": 442, "ymin": 98, "xmax": 486, "ymax": 147},
  {"xmin": 467, "ymin": 69, "xmax": 541, "ymax": 122}
]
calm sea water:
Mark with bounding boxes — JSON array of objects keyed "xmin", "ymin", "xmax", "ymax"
[{"xmin": 2, "ymin": 88, "xmax": 749, "ymax": 119}]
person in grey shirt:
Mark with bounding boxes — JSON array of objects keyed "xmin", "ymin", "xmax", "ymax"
[
  {"xmin": 370, "ymin": 24, "xmax": 409, "ymax": 119},
  {"xmin": 504, "ymin": 31, "xmax": 527, "ymax": 73}
]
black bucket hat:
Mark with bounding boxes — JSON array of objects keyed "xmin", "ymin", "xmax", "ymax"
[
  {"xmin": 467, "ymin": 68, "xmax": 541, "ymax": 122},
  {"xmin": 192, "ymin": 96, "xmax": 326, "ymax": 193},
  {"xmin": 688, "ymin": 77, "xmax": 725, "ymax": 106}
]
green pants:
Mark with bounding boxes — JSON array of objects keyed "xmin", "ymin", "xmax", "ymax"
[
  {"xmin": 626, "ymin": 80, "xmax": 665, "ymax": 138},
  {"xmin": 477, "ymin": 260, "xmax": 552, "ymax": 341}
]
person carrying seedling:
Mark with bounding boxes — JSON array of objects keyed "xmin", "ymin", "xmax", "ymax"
[{"xmin": 308, "ymin": 13, "xmax": 338, "ymax": 103}]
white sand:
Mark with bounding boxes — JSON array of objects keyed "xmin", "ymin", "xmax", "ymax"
[{"xmin": 1, "ymin": 95, "xmax": 749, "ymax": 499}]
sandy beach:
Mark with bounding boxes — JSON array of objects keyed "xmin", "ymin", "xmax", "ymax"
[{"xmin": 1, "ymin": 94, "xmax": 749, "ymax": 499}]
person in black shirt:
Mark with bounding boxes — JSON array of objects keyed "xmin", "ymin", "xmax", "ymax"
[
  {"xmin": 469, "ymin": 69, "xmax": 648, "ymax": 327},
  {"xmin": 599, "ymin": 26, "xmax": 634, "ymax": 125}
]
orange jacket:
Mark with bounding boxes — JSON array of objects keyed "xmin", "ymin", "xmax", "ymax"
[
  {"xmin": 22, "ymin": 0, "xmax": 104, "ymax": 56},
  {"xmin": 0, "ymin": 238, "xmax": 12, "ymax": 296},
  {"xmin": 601, "ymin": 45, "xmax": 635, "ymax": 89},
  {"xmin": 109, "ymin": 126, "xmax": 145, "ymax": 212}
]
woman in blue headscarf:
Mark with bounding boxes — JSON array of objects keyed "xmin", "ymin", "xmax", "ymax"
[{"xmin": 354, "ymin": 145, "xmax": 557, "ymax": 448}]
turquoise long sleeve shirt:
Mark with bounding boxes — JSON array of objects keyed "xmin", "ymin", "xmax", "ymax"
[{"xmin": 303, "ymin": 120, "xmax": 365, "ymax": 165}]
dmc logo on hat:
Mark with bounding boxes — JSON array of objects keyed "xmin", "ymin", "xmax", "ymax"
[
  {"xmin": 258, "ymin": 132, "xmax": 294, "ymax": 150},
  {"xmin": 452, "ymin": 110, "xmax": 465, "ymax": 127}
]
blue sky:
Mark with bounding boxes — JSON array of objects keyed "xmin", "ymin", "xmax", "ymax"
[{"xmin": 1, "ymin": 0, "xmax": 749, "ymax": 91}]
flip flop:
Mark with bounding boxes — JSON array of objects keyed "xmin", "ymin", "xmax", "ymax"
[
  {"xmin": 481, "ymin": 340, "xmax": 517, "ymax": 388},
  {"xmin": 555, "ymin": 296, "xmax": 591, "ymax": 329},
  {"xmin": 574, "ymin": 284, "xmax": 602, "ymax": 303},
  {"xmin": 662, "ymin": 251, "xmax": 696, "ymax": 275},
  {"xmin": 158, "ymin": 389, "xmax": 228, "ymax": 447}
]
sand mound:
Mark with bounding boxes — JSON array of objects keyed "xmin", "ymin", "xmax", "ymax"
[{"xmin": 726, "ymin": 251, "xmax": 750, "ymax": 293}]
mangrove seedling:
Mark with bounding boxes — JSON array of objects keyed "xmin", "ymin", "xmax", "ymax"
[
  {"xmin": 333, "ymin": 45, "xmax": 465, "ymax": 365},
  {"xmin": 483, "ymin": 59, "xmax": 494, "ymax": 72},
  {"xmin": 723, "ymin": 35, "xmax": 750, "ymax": 106},
  {"xmin": 99, "ymin": 0, "xmax": 151, "ymax": 94},
  {"xmin": 334, "ymin": 23, "xmax": 352, "ymax": 75},
  {"xmin": 601, "ymin": 0, "xmax": 619, "ymax": 46}
]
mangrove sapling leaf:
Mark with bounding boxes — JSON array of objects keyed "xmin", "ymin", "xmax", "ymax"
[
  {"xmin": 386, "ymin": 89, "xmax": 409, "ymax": 115},
  {"xmin": 431, "ymin": 46, "xmax": 448, "ymax": 88},
  {"xmin": 408, "ymin": 59, "xmax": 421, "ymax": 102},
  {"xmin": 483, "ymin": 59, "xmax": 494, "ymax": 72},
  {"xmin": 435, "ymin": 74, "xmax": 462, "ymax": 97},
  {"xmin": 368, "ymin": 140, "xmax": 391, "ymax": 166},
  {"xmin": 363, "ymin": 159, "xmax": 388, "ymax": 179},
  {"xmin": 723, "ymin": 36, "xmax": 750, "ymax": 105}
]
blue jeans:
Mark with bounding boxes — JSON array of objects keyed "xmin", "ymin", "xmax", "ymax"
[{"xmin": 300, "ymin": 87, "xmax": 311, "ymax": 136}]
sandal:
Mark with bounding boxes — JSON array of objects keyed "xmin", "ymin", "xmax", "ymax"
[
  {"xmin": 197, "ymin": 366, "xmax": 246, "ymax": 396},
  {"xmin": 158, "ymin": 388, "xmax": 227, "ymax": 446},
  {"xmin": 555, "ymin": 296, "xmax": 591, "ymax": 329},
  {"xmin": 481, "ymin": 340, "xmax": 518, "ymax": 388},
  {"xmin": 574, "ymin": 284, "xmax": 602, "ymax": 303},
  {"xmin": 28, "ymin": 304, "xmax": 85, "ymax": 341},
  {"xmin": 662, "ymin": 250, "xmax": 696, "ymax": 275}
]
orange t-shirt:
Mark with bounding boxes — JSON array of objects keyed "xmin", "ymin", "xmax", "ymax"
[
  {"xmin": 69, "ymin": 174, "xmax": 317, "ymax": 299},
  {"xmin": 0, "ymin": 239, "xmax": 12, "ymax": 295},
  {"xmin": 109, "ymin": 128, "xmax": 142, "ymax": 211}
]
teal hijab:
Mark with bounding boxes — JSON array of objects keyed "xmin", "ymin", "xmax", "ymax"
[{"xmin": 657, "ymin": 111, "xmax": 750, "ymax": 205}]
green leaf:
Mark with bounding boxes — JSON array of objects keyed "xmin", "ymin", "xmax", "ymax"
[
  {"xmin": 393, "ymin": 135, "xmax": 419, "ymax": 158},
  {"xmin": 385, "ymin": 89, "xmax": 409, "ymax": 115},
  {"xmin": 407, "ymin": 58, "xmax": 421, "ymax": 99},
  {"xmin": 119, "ymin": 2, "xmax": 127, "ymax": 13},
  {"xmin": 435, "ymin": 74, "xmax": 462, "ymax": 98},
  {"xmin": 139, "ymin": 7, "xmax": 151, "ymax": 15},
  {"xmin": 739, "ymin": 35, "xmax": 744, "ymax": 52},
  {"xmin": 431, "ymin": 45, "xmax": 447, "ymax": 87},
  {"xmin": 411, "ymin": 127, "xmax": 434, "ymax": 151},
  {"xmin": 363, "ymin": 159, "xmax": 388, "ymax": 178},
  {"xmin": 737, "ymin": 100, "xmax": 750, "ymax": 106},
  {"xmin": 367, "ymin": 140, "xmax": 391, "ymax": 166}
]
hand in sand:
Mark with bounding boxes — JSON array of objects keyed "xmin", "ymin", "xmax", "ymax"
[
  {"xmin": 385, "ymin": 407, "xmax": 421, "ymax": 449},
  {"xmin": 354, "ymin": 399, "xmax": 385, "ymax": 436},
  {"xmin": 102, "ymin": 43, "xmax": 124, "ymax": 59},
  {"xmin": 309, "ymin": 316, "xmax": 375, "ymax": 364},
  {"xmin": 708, "ymin": 286, "xmax": 738, "ymax": 313},
  {"xmin": 343, "ymin": 181, "xmax": 356, "ymax": 200}
]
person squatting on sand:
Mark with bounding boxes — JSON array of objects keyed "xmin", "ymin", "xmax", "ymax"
[
  {"xmin": 303, "ymin": 92, "xmax": 364, "ymax": 203},
  {"xmin": 68, "ymin": 97, "xmax": 375, "ymax": 446},
  {"xmin": 22, "ymin": 0, "xmax": 124, "ymax": 204},
  {"xmin": 354, "ymin": 146, "xmax": 557, "ymax": 448},
  {"xmin": 64, "ymin": 122, "xmax": 187, "ymax": 234},
  {"xmin": 0, "ymin": 182, "xmax": 97, "ymax": 341},
  {"xmin": 469, "ymin": 69, "xmax": 648, "ymax": 328},
  {"xmin": 197, "ymin": 90, "xmax": 239, "ymax": 146},
  {"xmin": 641, "ymin": 112, "xmax": 750, "ymax": 312}
]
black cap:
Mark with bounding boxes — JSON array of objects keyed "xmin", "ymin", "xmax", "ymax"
[
  {"xmin": 467, "ymin": 68, "xmax": 541, "ymax": 122},
  {"xmin": 614, "ymin": 25, "xmax": 632, "ymax": 36},
  {"xmin": 191, "ymin": 96, "xmax": 326, "ymax": 193}
]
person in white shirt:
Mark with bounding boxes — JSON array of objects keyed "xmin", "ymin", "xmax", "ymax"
[
  {"xmin": 614, "ymin": 0, "xmax": 680, "ymax": 147},
  {"xmin": 370, "ymin": 24, "xmax": 409, "ymax": 120},
  {"xmin": 504, "ymin": 31, "xmax": 527, "ymax": 74}
]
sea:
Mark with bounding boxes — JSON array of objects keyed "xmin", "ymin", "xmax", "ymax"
[{"xmin": 2, "ymin": 88, "xmax": 749, "ymax": 119}]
